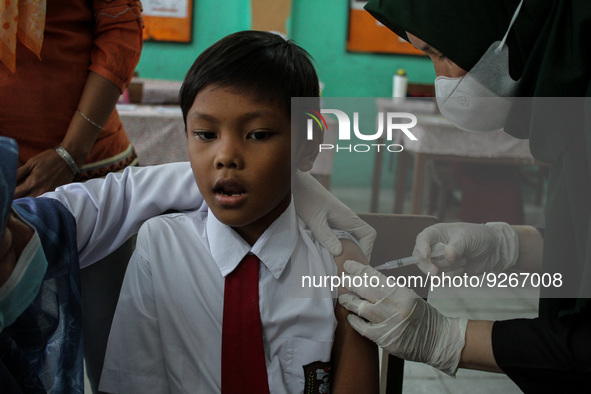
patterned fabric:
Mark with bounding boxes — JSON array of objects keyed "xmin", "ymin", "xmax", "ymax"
[
  {"xmin": 0, "ymin": 0, "xmax": 46, "ymax": 72},
  {"xmin": 76, "ymin": 143, "xmax": 138, "ymax": 182},
  {"xmin": 0, "ymin": 197, "xmax": 83, "ymax": 393}
]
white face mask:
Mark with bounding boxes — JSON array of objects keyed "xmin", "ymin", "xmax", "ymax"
[
  {"xmin": 434, "ymin": 0, "xmax": 523, "ymax": 132},
  {"xmin": 0, "ymin": 222, "xmax": 47, "ymax": 331}
]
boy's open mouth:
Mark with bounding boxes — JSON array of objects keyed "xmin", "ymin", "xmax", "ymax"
[{"xmin": 213, "ymin": 179, "xmax": 246, "ymax": 198}]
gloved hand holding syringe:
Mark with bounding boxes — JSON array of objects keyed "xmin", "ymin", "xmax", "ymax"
[{"xmin": 374, "ymin": 242, "xmax": 446, "ymax": 271}]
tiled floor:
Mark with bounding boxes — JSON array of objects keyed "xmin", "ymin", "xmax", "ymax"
[{"xmin": 84, "ymin": 365, "xmax": 92, "ymax": 393}]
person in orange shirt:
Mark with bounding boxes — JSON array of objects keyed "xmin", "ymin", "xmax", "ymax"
[{"xmin": 0, "ymin": 0, "xmax": 143, "ymax": 198}]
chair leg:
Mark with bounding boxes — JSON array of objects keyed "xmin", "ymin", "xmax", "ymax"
[
  {"xmin": 437, "ymin": 181, "xmax": 447, "ymax": 222},
  {"xmin": 385, "ymin": 355, "xmax": 405, "ymax": 394}
]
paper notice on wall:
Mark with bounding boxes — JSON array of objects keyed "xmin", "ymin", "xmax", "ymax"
[{"xmin": 143, "ymin": 0, "xmax": 188, "ymax": 18}]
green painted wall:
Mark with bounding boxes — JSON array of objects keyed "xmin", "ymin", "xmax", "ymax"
[
  {"xmin": 135, "ymin": 0, "xmax": 251, "ymax": 80},
  {"xmin": 289, "ymin": 0, "xmax": 435, "ymax": 97},
  {"xmin": 289, "ymin": 0, "xmax": 435, "ymax": 191},
  {"xmin": 136, "ymin": 0, "xmax": 436, "ymax": 189}
]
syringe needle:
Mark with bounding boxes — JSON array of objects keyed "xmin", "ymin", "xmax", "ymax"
[
  {"xmin": 374, "ymin": 243, "xmax": 446, "ymax": 271},
  {"xmin": 374, "ymin": 256, "xmax": 420, "ymax": 270}
]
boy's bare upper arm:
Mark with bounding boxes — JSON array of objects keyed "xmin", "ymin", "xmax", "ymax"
[
  {"xmin": 331, "ymin": 238, "xmax": 379, "ymax": 393},
  {"xmin": 333, "ymin": 238, "xmax": 368, "ymax": 274},
  {"xmin": 333, "ymin": 238, "xmax": 368, "ymax": 296}
]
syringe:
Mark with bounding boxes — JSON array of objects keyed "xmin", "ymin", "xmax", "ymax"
[{"xmin": 374, "ymin": 242, "xmax": 446, "ymax": 271}]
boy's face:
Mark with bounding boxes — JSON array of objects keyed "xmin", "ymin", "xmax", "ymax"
[{"xmin": 186, "ymin": 85, "xmax": 294, "ymax": 245}]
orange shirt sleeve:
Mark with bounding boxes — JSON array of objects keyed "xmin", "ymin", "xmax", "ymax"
[{"xmin": 89, "ymin": 0, "xmax": 144, "ymax": 92}]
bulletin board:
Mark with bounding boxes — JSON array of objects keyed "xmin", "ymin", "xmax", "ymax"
[
  {"xmin": 251, "ymin": 0, "xmax": 292, "ymax": 34},
  {"xmin": 346, "ymin": 0, "xmax": 424, "ymax": 56},
  {"xmin": 142, "ymin": 0, "xmax": 193, "ymax": 43}
]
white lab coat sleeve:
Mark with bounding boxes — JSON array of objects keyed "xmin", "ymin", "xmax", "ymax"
[
  {"xmin": 42, "ymin": 162, "xmax": 205, "ymax": 268},
  {"xmin": 99, "ymin": 243, "xmax": 170, "ymax": 393}
]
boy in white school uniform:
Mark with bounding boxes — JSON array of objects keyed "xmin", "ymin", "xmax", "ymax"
[{"xmin": 99, "ymin": 31, "xmax": 379, "ymax": 393}]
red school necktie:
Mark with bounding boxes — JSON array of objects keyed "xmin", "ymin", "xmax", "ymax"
[{"xmin": 221, "ymin": 254, "xmax": 270, "ymax": 393}]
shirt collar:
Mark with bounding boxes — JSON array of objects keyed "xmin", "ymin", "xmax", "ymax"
[{"xmin": 207, "ymin": 200, "xmax": 298, "ymax": 279}]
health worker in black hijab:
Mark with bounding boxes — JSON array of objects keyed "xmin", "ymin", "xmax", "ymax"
[{"xmin": 339, "ymin": 0, "xmax": 591, "ymax": 392}]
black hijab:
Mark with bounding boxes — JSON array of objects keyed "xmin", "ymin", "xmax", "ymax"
[
  {"xmin": 365, "ymin": 0, "xmax": 591, "ymax": 98},
  {"xmin": 365, "ymin": 0, "xmax": 591, "ymax": 327}
]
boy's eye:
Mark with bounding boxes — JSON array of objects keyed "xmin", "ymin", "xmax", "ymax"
[
  {"xmin": 193, "ymin": 131, "xmax": 216, "ymax": 141},
  {"xmin": 247, "ymin": 130, "xmax": 271, "ymax": 141}
]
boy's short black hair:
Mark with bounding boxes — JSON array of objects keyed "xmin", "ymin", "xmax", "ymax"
[{"xmin": 179, "ymin": 30, "xmax": 320, "ymax": 126}]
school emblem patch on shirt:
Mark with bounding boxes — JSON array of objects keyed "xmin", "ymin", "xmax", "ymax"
[{"xmin": 303, "ymin": 361, "xmax": 331, "ymax": 394}]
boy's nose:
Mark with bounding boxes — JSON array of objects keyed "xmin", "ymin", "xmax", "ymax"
[{"xmin": 215, "ymin": 140, "xmax": 243, "ymax": 169}]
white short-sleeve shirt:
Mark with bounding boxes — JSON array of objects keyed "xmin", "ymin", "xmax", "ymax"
[{"xmin": 99, "ymin": 201, "xmax": 348, "ymax": 394}]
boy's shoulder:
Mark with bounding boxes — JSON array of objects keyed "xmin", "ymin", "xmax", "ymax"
[
  {"xmin": 138, "ymin": 209, "xmax": 208, "ymax": 239},
  {"xmin": 134, "ymin": 210, "xmax": 211, "ymax": 263},
  {"xmin": 145, "ymin": 208, "xmax": 206, "ymax": 223},
  {"xmin": 295, "ymin": 215, "xmax": 358, "ymax": 249}
]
